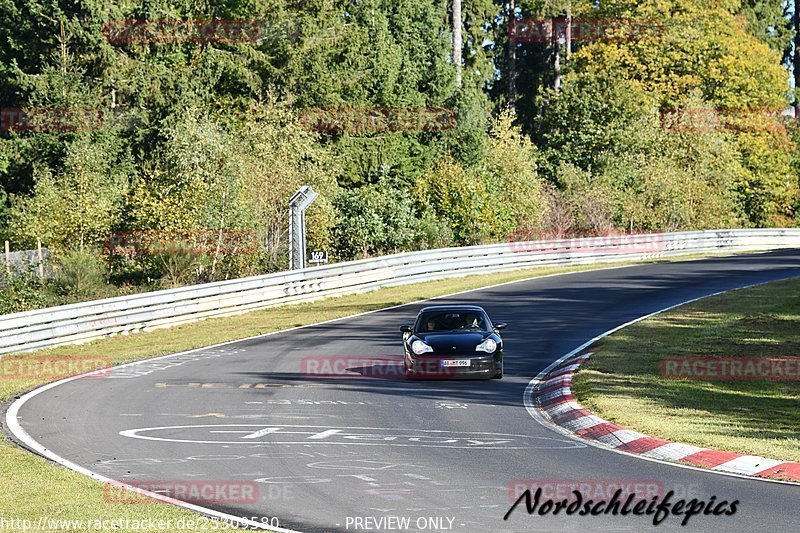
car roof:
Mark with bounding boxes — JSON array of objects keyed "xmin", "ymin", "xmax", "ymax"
[{"xmin": 418, "ymin": 305, "xmax": 486, "ymax": 313}]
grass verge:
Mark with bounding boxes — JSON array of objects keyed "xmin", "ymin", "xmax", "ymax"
[
  {"xmin": 573, "ymin": 277, "xmax": 800, "ymax": 463},
  {"xmin": 0, "ymin": 253, "xmax": 750, "ymax": 528}
]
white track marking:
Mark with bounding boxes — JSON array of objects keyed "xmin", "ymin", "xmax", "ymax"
[
  {"xmin": 242, "ymin": 427, "xmax": 283, "ymax": 439},
  {"xmin": 4, "ymin": 382, "xmax": 289, "ymax": 531},
  {"xmin": 641, "ymin": 443, "xmax": 705, "ymax": 461},
  {"xmin": 713, "ymin": 456, "xmax": 786, "ymax": 476},
  {"xmin": 5, "ymin": 256, "xmax": 798, "ymax": 529},
  {"xmin": 118, "ymin": 424, "xmax": 581, "ymax": 449},
  {"xmin": 307, "ymin": 429, "xmax": 343, "ymax": 440}
]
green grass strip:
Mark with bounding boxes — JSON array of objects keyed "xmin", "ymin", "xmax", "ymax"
[{"xmin": 573, "ymin": 277, "xmax": 800, "ymax": 463}]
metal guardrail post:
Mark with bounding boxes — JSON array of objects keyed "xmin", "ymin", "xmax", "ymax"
[{"xmin": 288, "ymin": 186, "xmax": 318, "ymax": 270}]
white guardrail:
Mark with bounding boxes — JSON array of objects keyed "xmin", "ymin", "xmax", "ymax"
[{"xmin": 1, "ymin": 228, "xmax": 799, "ymax": 355}]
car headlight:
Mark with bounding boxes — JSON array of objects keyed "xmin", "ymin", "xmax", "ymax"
[
  {"xmin": 476, "ymin": 338, "xmax": 497, "ymax": 353},
  {"xmin": 411, "ymin": 340, "xmax": 433, "ymax": 355}
]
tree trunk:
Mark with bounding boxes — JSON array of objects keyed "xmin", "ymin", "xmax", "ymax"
[
  {"xmin": 552, "ymin": 19, "xmax": 561, "ymax": 92},
  {"xmin": 453, "ymin": 0, "xmax": 462, "ymax": 87},
  {"xmin": 565, "ymin": 4, "xmax": 572, "ymax": 61},
  {"xmin": 794, "ymin": 1, "xmax": 800, "ymax": 122},
  {"xmin": 507, "ymin": 0, "xmax": 516, "ymax": 107},
  {"xmin": 554, "ymin": 37, "xmax": 561, "ymax": 93}
]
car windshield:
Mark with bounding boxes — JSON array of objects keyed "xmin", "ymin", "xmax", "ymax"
[{"xmin": 416, "ymin": 310, "xmax": 489, "ymax": 332}]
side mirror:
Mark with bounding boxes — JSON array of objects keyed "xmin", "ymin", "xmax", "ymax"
[
  {"xmin": 400, "ymin": 325, "xmax": 413, "ymax": 333},
  {"xmin": 494, "ymin": 323, "xmax": 507, "ymax": 330}
]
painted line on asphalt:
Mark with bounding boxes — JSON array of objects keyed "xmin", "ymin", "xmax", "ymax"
[
  {"xmin": 524, "ymin": 276, "xmax": 800, "ymax": 486},
  {"xmin": 118, "ymin": 423, "xmax": 582, "ymax": 449},
  {"xmin": 5, "ymin": 260, "xmax": 658, "ymax": 527},
  {"xmin": 4, "ymin": 378, "xmax": 290, "ymax": 531},
  {"xmin": 4, "ymin": 253, "xmax": 795, "ymax": 527}
]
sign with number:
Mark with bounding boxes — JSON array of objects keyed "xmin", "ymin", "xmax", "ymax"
[{"xmin": 309, "ymin": 251, "xmax": 328, "ymax": 264}]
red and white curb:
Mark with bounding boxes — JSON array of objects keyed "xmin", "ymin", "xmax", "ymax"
[{"xmin": 529, "ymin": 350, "xmax": 800, "ymax": 483}]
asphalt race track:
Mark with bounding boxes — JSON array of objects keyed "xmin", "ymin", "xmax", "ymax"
[{"xmin": 9, "ymin": 251, "xmax": 800, "ymax": 532}]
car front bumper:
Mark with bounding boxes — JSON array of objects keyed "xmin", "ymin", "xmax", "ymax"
[{"xmin": 406, "ymin": 353, "xmax": 501, "ymax": 379}]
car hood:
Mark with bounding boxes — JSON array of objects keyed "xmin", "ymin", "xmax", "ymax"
[{"xmin": 416, "ymin": 332, "xmax": 492, "ymax": 354}]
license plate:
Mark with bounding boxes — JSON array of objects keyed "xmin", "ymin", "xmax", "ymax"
[{"xmin": 441, "ymin": 359, "xmax": 470, "ymax": 367}]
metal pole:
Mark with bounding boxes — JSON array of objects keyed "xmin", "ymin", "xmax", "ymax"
[{"xmin": 288, "ymin": 186, "xmax": 318, "ymax": 270}]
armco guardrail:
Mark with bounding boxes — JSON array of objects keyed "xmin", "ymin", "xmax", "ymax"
[{"xmin": 1, "ymin": 229, "xmax": 799, "ymax": 355}]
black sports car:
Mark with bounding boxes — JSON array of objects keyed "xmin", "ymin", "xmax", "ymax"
[{"xmin": 400, "ymin": 305, "xmax": 506, "ymax": 379}]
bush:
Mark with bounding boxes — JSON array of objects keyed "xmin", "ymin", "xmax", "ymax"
[
  {"xmin": 551, "ymin": 163, "xmax": 616, "ymax": 234},
  {"xmin": 414, "ymin": 111, "xmax": 550, "ymax": 246},
  {"xmin": 152, "ymin": 249, "xmax": 204, "ymax": 289},
  {"xmin": 333, "ymin": 183, "xmax": 421, "ymax": 259},
  {"xmin": 8, "ymin": 134, "xmax": 131, "ymax": 251},
  {"xmin": 477, "ymin": 109, "xmax": 549, "ymax": 238},
  {"xmin": 415, "ymin": 157, "xmax": 493, "ymax": 246},
  {"xmin": 53, "ymin": 249, "xmax": 108, "ymax": 300},
  {"xmin": 0, "ymin": 269, "xmax": 54, "ymax": 314},
  {"xmin": 413, "ymin": 211, "xmax": 454, "ymax": 250}
]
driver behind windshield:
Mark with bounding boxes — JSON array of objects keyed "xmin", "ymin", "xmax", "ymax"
[
  {"xmin": 463, "ymin": 313, "xmax": 484, "ymax": 330},
  {"xmin": 419, "ymin": 312, "xmax": 487, "ymax": 332}
]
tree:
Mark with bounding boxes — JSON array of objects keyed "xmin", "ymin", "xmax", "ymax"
[
  {"xmin": 333, "ymin": 181, "xmax": 421, "ymax": 259},
  {"xmin": 570, "ymin": 3, "xmax": 788, "ymax": 111},
  {"xmin": 454, "ymin": 0, "xmax": 463, "ymax": 87},
  {"xmin": 128, "ymin": 101, "xmax": 339, "ymax": 277},
  {"xmin": 9, "ymin": 133, "xmax": 131, "ymax": 251},
  {"xmin": 536, "ymin": 73, "xmax": 658, "ymax": 178},
  {"xmin": 793, "ymin": 0, "xmax": 800, "ymax": 121},
  {"xmin": 477, "ymin": 108, "xmax": 548, "ymax": 233},
  {"xmin": 738, "ymin": 0, "xmax": 793, "ymax": 57}
]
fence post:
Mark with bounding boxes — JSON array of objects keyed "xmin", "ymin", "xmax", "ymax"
[
  {"xmin": 4, "ymin": 240, "xmax": 10, "ymax": 278},
  {"xmin": 37, "ymin": 239, "xmax": 44, "ymax": 281}
]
